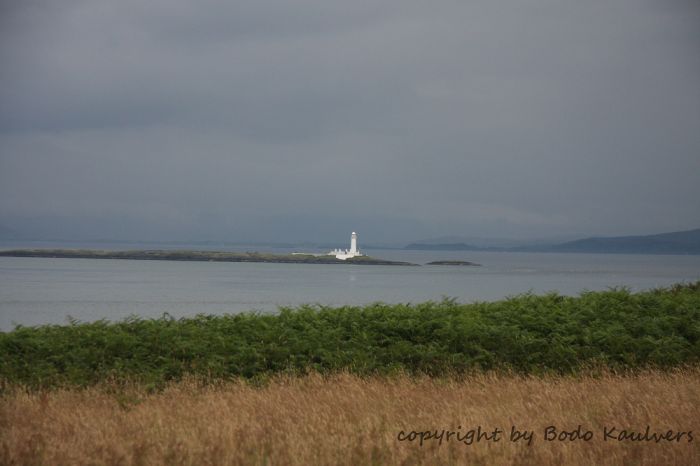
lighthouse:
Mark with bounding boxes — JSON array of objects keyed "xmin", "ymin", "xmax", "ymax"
[
  {"xmin": 350, "ymin": 232, "xmax": 358, "ymax": 255},
  {"xmin": 328, "ymin": 231, "xmax": 363, "ymax": 260}
]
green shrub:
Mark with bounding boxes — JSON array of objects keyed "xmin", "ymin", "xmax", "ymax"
[{"xmin": 1, "ymin": 283, "xmax": 698, "ymax": 388}]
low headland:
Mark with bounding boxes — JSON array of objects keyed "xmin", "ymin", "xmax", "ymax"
[{"xmin": 0, "ymin": 248, "xmax": 417, "ymax": 266}]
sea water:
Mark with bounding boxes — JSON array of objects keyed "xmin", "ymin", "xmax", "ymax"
[{"xmin": 1, "ymin": 247, "xmax": 699, "ymax": 330}]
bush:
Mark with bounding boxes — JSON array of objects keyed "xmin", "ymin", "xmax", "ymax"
[{"xmin": 1, "ymin": 283, "xmax": 698, "ymax": 388}]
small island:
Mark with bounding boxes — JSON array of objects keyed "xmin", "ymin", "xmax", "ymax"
[
  {"xmin": 426, "ymin": 260, "xmax": 481, "ymax": 266},
  {"xmin": 0, "ymin": 249, "xmax": 418, "ymax": 266}
]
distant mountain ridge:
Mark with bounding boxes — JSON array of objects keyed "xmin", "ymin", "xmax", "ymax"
[
  {"xmin": 542, "ymin": 228, "xmax": 700, "ymax": 254},
  {"xmin": 405, "ymin": 242, "xmax": 490, "ymax": 251},
  {"xmin": 405, "ymin": 228, "xmax": 700, "ymax": 255}
]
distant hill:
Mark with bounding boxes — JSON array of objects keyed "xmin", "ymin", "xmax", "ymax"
[
  {"xmin": 542, "ymin": 228, "xmax": 700, "ymax": 254},
  {"xmin": 404, "ymin": 242, "xmax": 483, "ymax": 251},
  {"xmin": 405, "ymin": 235, "xmax": 560, "ymax": 249},
  {"xmin": 405, "ymin": 228, "xmax": 700, "ymax": 255}
]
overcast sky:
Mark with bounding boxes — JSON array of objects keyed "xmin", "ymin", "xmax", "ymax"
[{"xmin": 1, "ymin": 0, "xmax": 699, "ymax": 245}]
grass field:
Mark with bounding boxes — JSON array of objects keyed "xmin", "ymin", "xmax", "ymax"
[{"xmin": 1, "ymin": 370, "xmax": 698, "ymax": 465}]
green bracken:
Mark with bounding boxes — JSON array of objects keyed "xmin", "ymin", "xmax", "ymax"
[{"xmin": 1, "ymin": 283, "xmax": 698, "ymax": 389}]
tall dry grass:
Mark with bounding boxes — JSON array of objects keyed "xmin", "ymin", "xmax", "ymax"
[{"xmin": 1, "ymin": 370, "xmax": 698, "ymax": 466}]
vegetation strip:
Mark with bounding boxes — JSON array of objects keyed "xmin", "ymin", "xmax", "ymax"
[
  {"xmin": 0, "ymin": 249, "xmax": 417, "ymax": 266},
  {"xmin": 2, "ymin": 371, "xmax": 699, "ymax": 465},
  {"xmin": 0, "ymin": 283, "xmax": 698, "ymax": 389}
]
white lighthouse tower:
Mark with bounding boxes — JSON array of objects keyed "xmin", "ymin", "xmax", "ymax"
[
  {"xmin": 328, "ymin": 231, "xmax": 363, "ymax": 260},
  {"xmin": 350, "ymin": 232, "xmax": 358, "ymax": 255}
]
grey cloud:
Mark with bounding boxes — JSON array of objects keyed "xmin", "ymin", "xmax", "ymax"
[{"xmin": 1, "ymin": 0, "xmax": 699, "ymax": 244}]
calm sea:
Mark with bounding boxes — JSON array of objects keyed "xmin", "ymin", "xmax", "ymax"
[{"xmin": 1, "ymin": 241, "xmax": 699, "ymax": 330}]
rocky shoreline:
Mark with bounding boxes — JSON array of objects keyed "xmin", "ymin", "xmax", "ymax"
[{"xmin": 426, "ymin": 260, "xmax": 481, "ymax": 266}]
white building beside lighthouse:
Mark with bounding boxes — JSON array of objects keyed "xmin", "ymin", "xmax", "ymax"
[{"xmin": 329, "ymin": 232, "xmax": 363, "ymax": 260}]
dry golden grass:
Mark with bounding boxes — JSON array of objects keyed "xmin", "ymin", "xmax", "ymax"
[{"xmin": 1, "ymin": 370, "xmax": 698, "ymax": 466}]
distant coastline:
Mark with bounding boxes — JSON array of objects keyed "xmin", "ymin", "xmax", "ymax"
[
  {"xmin": 0, "ymin": 248, "xmax": 418, "ymax": 266},
  {"xmin": 406, "ymin": 228, "xmax": 700, "ymax": 255}
]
